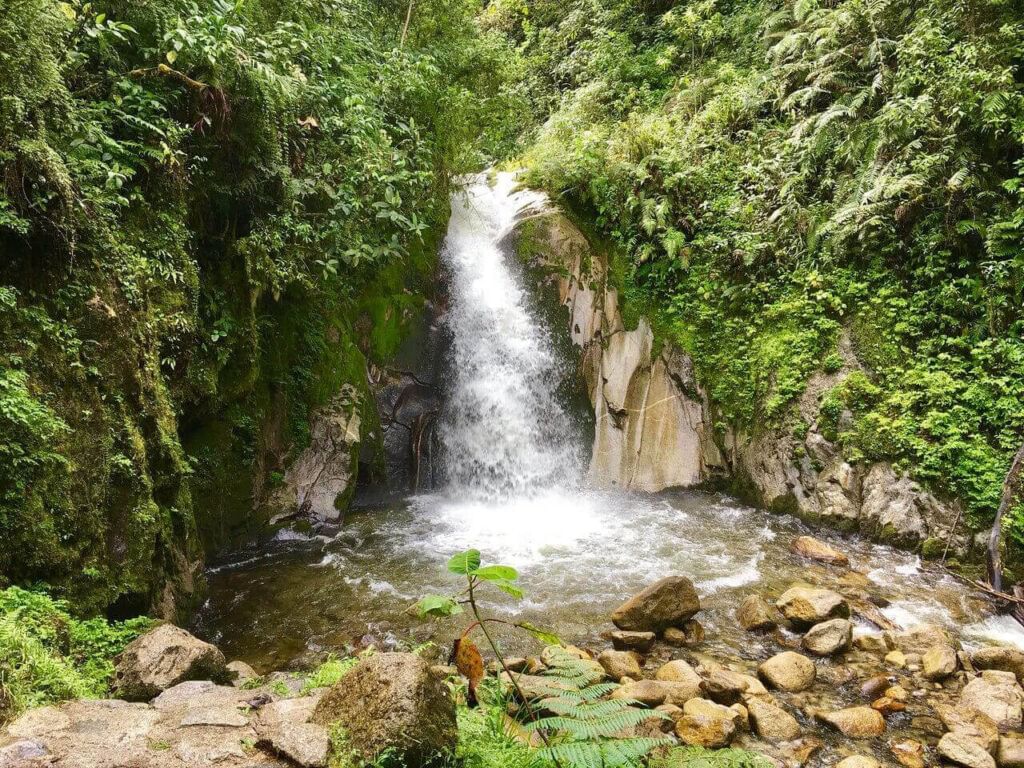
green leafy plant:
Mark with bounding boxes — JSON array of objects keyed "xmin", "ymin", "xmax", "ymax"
[{"xmin": 415, "ymin": 550, "xmax": 668, "ymax": 768}]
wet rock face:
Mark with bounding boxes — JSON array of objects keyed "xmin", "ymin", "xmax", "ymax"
[
  {"xmin": 522, "ymin": 212, "xmax": 726, "ymax": 494},
  {"xmin": 311, "ymin": 652, "xmax": 457, "ymax": 768},
  {"xmin": 112, "ymin": 624, "xmax": 228, "ymax": 701},
  {"xmin": 524, "ymin": 204, "xmax": 964, "ymax": 551},
  {"xmin": 611, "ymin": 576, "xmax": 701, "ymax": 633}
]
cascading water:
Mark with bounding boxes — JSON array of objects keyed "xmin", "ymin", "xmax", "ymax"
[
  {"xmin": 196, "ymin": 172, "xmax": 1024, "ymax": 701},
  {"xmin": 438, "ymin": 173, "xmax": 581, "ymax": 498}
]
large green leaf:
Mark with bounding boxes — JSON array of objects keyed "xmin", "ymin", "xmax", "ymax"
[
  {"xmin": 447, "ymin": 549, "xmax": 481, "ymax": 574},
  {"xmin": 516, "ymin": 621, "xmax": 561, "ymax": 646},
  {"xmin": 490, "ymin": 579, "xmax": 524, "ymax": 599},
  {"xmin": 473, "ymin": 564, "xmax": 518, "ymax": 582},
  {"xmin": 414, "ymin": 594, "xmax": 462, "ymax": 618}
]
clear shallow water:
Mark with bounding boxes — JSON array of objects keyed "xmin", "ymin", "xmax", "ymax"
[
  {"xmin": 193, "ymin": 486, "xmax": 1021, "ymax": 672},
  {"xmin": 193, "ymin": 172, "xmax": 1024, "ymax": 675}
]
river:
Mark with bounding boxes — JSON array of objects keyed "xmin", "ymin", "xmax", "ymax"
[{"xmin": 193, "ymin": 174, "xmax": 1024, "ymax": 677}]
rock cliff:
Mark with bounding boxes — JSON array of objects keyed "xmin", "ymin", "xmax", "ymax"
[{"xmin": 514, "ymin": 208, "xmax": 967, "ymax": 555}]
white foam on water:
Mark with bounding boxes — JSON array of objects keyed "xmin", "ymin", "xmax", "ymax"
[{"xmin": 962, "ymin": 615, "xmax": 1024, "ymax": 651}]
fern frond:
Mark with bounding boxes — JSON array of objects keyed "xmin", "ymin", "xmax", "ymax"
[{"xmin": 526, "ymin": 708, "xmax": 666, "ymax": 739}]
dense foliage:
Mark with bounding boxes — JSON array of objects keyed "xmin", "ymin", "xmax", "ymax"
[
  {"xmin": 0, "ymin": 0, "xmax": 515, "ymax": 613},
  {"xmin": 0, "ymin": 586, "xmax": 152, "ymax": 720},
  {"xmin": 488, "ymin": 0, "xmax": 1024, "ymax": 546}
]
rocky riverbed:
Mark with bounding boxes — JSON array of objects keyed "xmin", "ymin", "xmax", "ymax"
[{"xmin": 4, "ymin": 534, "xmax": 1023, "ymax": 768}]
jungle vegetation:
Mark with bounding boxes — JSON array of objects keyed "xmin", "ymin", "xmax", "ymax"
[{"xmin": 486, "ymin": 0, "xmax": 1024, "ymax": 550}]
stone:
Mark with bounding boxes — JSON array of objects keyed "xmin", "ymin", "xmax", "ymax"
[
  {"xmin": 700, "ymin": 668, "xmax": 752, "ymax": 705},
  {"xmin": 936, "ymin": 703, "xmax": 1000, "ymax": 754},
  {"xmin": 226, "ymin": 660, "xmax": 258, "ymax": 686},
  {"xmin": 859, "ymin": 675, "xmax": 890, "ymax": 699},
  {"xmin": 179, "ymin": 706, "xmax": 250, "ymax": 727},
  {"xmin": 674, "ymin": 698, "xmax": 737, "ymax": 748},
  {"xmin": 0, "ymin": 739, "xmax": 49, "ymax": 765},
  {"xmin": 611, "ymin": 576, "xmax": 701, "ymax": 632},
  {"xmin": 776, "ymin": 587, "xmax": 849, "ymax": 628},
  {"xmin": 922, "ymin": 644, "xmax": 958, "ymax": 681},
  {"xmin": 998, "ymin": 736, "xmax": 1024, "ymax": 768},
  {"xmin": 890, "ymin": 739, "xmax": 926, "ymax": 768},
  {"xmin": 612, "ymin": 679, "xmax": 699, "ymax": 708},
  {"xmin": 891, "ymin": 623, "xmax": 958, "ymax": 656},
  {"xmin": 655, "ymin": 659, "xmax": 703, "ymax": 690},
  {"xmin": 885, "ymin": 650, "xmax": 907, "ymax": 668},
  {"xmin": 870, "ymin": 696, "xmax": 905, "ymax": 715},
  {"xmin": 859, "ymin": 463, "xmax": 938, "ymax": 547},
  {"xmin": 597, "ymin": 650, "xmax": 643, "ymax": 682},
  {"xmin": 960, "ymin": 670, "xmax": 1024, "ymax": 731},
  {"xmin": 855, "ymin": 633, "xmax": 894, "ymax": 654},
  {"xmin": 738, "ymin": 595, "xmax": 779, "ymax": 631},
  {"xmin": 609, "ymin": 631, "xmax": 656, "ymax": 653},
  {"xmin": 654, "ymin": 703, "xmax": 683, "ymax": 731},
  {"xmin": 112, "ymin": 624, "xmax": 228, "ymax": 701},
  {"xmin": 938, "ymin": 732, "xmax": 998, "ymax": 768},
  {"xmin": 257, "ymin": 722, "xmax": 331, "ymax": 768},
  {"xmin": 759, "ymin": 652, "xmax": 817, "ymax": 692},
  {"xmin": 972, "ymin": 647, "xmax": 1024, "ymax": 685},
  {"xmin": 802, "ymin": 619, "xmax": 852, "ymax": 656},
  {"xmin": 835, "ymin": 758, "xmax": 881, "ymax": 768},
  {"xmin": 745, "ymin": 696, "xmax": 801, "ymax": 742},
  {"xmin": 817, "ymin": 706, "xmax": 886, "ymax": 738},
  {"xmin": 311, "ymin": 652, "xmax": 457, "ymax": 767},
  {"xmin": 663, "ymin": 620, "xmax": 705, "ymax": 647},
  {"xmin": 791, "ymin": 535, "xmax": 849, "ymax": 566}
]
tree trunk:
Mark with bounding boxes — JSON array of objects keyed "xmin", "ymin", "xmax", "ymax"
[{"xmin": 987, "ymin": 443, "xmax": 1024, "ymax": 592}]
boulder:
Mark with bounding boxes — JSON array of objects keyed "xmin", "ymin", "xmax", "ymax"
[
  {"xmin": 855, "ymin": 633, "xmax": 894, "ymax": 654},
  {"xmin": 836, "ymin": 758, "xmax": 881, "ymax": 768},
  {"xmin": 802, "ymin": 619, "xmax": 853, "ymax": 656},
  {"xmin": 890, "ymin": 623, "xmax": 957, "ymax": 656},
  {"xmin": 998, "ymin": 736, "xmax": 1024, "ymax": 768},
  {"xmin": 611, "ymin": 576, "xmax": 701, "ymax": 632},
  {"xmin": 972, "ymin": 647, "xmax": 1024, "ymax": 685},
  {"xmin": 738, "ymin": 595, "xmax": 779, "ymax": 631},
  {"xmin": 890, "ymin": 740, "xmax": 926, "ymax": 768},
  {"xmin": 612, "ymin": 679, "xmax": 699, "ymax": 708},
  {"xmin": 700, "ymin": 668, "xmax": 752, "ymax": 705},
  {"xmin": 597, "ymin": 650, "xmax": 642, "ymax": 682},
  {"xmin": 791, "ymin": 536, "xmax": 849, "ymax": 566},
  {"xmin": 759, "ymin": 652, "xmax": 816, "ymax": 692},
  {"xmin": 817, "ymin": 706, "xmax": 885, "ymax": 738},
  {"xmin": 655, "ymin": 659, "xmax": 703, "ymax": 692},
  {"xmin": 257, "ymin": 722, "xmax": 330, "ymax": 768},
  {"xmin": 674, "ymin": 698, "xmax": 738, "ymax": 748},
  {"xmin": 938, "ymin": 732, "xmax": 998, "ymax": 768},
  {"xmin": 609, "ymin": 631, "xmax": 656, "ymax": 653},
  {"xmin": 776, "ymin": 587, "xmax": 849, "ymax": 628},
  {"xmin": 745, "ymin": 696, "xmax": 801, "ymax": 742},
  {"xmin": 922, "ymin": 645, "xmax": 958, "ymax": 681},
  {"xmin": 936, "ymin": 703, "xmax": 1000, "ymax": 754},
  {"xmin": 112, "ymin": 624, "xmax": 228, "ymax": 701},
  {"xmin": 663, "ymin": 620, "xmax": 705, "ymax": 647},
  {"xmin": 960, "ymin": 670, "xmax": 1024, "ymax": 732},
  {"xmin": 226, "ymin": 660, "xmax": 258, "ymax": 687},
  {"xmin": 311, "ymin": 652, "xmax": 457, "ymax": 767}
]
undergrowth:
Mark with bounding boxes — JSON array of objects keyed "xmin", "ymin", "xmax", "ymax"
[{"xmin": 0, "ymin": 586, "xmax": 152, "ymax": 722}]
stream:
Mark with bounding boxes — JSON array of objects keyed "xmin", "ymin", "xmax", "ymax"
[{"xmin": 194, "ymin": 173, "xmax": 1024, "ymax": 692}]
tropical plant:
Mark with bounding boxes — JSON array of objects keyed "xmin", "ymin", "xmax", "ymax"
[{"xmin": 415, "ymin": 550, "xmax": 669, "ymax": 768}]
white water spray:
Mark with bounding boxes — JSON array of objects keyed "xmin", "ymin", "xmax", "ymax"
[{"xmin": 438, "ymin": 172, "xmax": 581, "ymax": 498}]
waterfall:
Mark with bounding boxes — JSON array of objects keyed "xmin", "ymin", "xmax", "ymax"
[{"xmin": 438, "ymin": 172, "xmax": 582, "ymax": 499}]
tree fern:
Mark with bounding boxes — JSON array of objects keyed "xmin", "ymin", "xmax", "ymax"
[{"xmin": 514, "ymin": 648, "xmax": 671, "ymax": 768}]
